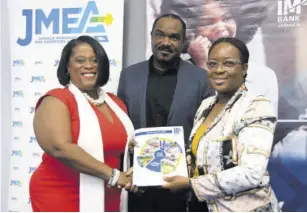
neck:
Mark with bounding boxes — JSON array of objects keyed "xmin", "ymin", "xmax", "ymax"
[
  {"xmin": 153, "ymin": 57, "xmax": 179, "ymax": 71},
  {"xmin": 82, "ymin": 88, "xmax": 99, "ymax": 100},
  {"xmin": 216, "ymin": 91, "xmax": 235, "ymax": 104}
]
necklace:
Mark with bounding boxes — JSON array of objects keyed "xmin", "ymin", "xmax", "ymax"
[{"xmin": 83, "ymin": 88, "xmax": 105, "ymax": 106}]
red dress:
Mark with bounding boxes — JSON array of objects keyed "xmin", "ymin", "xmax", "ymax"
[{"xmin": 29, "ymin": 88, "xmax": 128, "ymax": 212}]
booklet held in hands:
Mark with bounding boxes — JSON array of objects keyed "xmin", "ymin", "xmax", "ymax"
[{"xmin": 133, "ymin": 126, "xmax": 188, "ymax": 186}]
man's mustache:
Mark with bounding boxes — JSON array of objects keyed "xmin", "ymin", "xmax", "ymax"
[{"xmin": 157, "ymin": 46, "xmax": 173, "ymax": 53}]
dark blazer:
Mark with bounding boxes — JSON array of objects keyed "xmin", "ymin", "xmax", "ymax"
[{"xmin": 117, "ymin": 58, "xmax": 213, "ymax": 144}]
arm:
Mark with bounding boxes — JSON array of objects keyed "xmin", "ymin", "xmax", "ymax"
[
  {"xmin": 34, "ymin": 96, "xmax": 128, "ymax": 185},
  {"xmin": 190, "ymin": 100, "xmax": 276, "ymax": 201}
]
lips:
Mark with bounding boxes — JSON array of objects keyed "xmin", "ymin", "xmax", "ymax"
[
  {"xmin": 159, "ymin": 50, "xmax": 172, "ymax": 54},
  {"xmin": 81, "ymin": 72, "xmax": 97, "ymax": 77},
  {"xmin": 212, "ymin": 78, "xmax": 227, "ymax": 85}
]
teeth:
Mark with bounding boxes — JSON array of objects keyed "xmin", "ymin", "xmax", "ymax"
[{"xmin": 82, "ymin": 73, "xmax": 95, "ymax": 77}]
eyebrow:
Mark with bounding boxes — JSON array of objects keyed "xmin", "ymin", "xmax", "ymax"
[
  {"xmin": 155, "ymin": 30, "xmax": 181, "ymax": 37},
  {"xmin": 154, "ymin": 29, "xmax": 164, "ymax": 33},
  {"xmin": 208, "ymin": 57, "xmax": 238, "ymax": 60},
  {"xmin": 72, "ymin": 56, "xmax": 96, "ymax": 59}
]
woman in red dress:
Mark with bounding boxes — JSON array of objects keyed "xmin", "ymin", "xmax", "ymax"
[{"xmin": 29, "ymin": 35, "xmax": 134, "ymax": 212}]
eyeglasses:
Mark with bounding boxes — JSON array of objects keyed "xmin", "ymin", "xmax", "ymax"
[
  {"xmin": 71, "ymin": 57, "xmax": 97, "ymax": 65},
  {"xmin": 206, "ymin": 60, "xmax": 243, "ymax": 70}
]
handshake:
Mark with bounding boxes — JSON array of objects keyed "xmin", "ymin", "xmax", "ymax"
[
  {"xmin": 107, "ymin": 139, "xmax": 139, "ymax": 193},
  {"xmin": 107, "ymin": 167, "xmax": 139, "ymax": 193},
  {"xmin": 107, "ymin": 137, "xmax": 191, "ymax": 192}
]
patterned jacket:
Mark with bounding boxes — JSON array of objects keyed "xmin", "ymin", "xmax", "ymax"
[{"xmin": 189, "ymin": 88, "xmax": 280, "ymax": 212}]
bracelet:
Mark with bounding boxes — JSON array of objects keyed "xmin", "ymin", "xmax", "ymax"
[{"xmin": 107, "ymin": 169, "xmax": 120, "ymax": 188}]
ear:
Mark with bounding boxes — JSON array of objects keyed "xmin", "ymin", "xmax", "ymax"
[{"xmin": 242, "ymin": 63, "xmax": 248, "ymax": 78}]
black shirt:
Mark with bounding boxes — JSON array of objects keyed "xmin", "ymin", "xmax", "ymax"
[{"xmin": 146, "ymin": 57, "xmax": 179, "ymax": 127}]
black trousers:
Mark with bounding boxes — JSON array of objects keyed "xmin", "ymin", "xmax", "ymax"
[
  {"xmin": 128, "ymin": 187, "xmax": 187, "ymax": 212},
  {"xmin": 187, "ymin": 191, "xmax": 209, "ymax": 212}
]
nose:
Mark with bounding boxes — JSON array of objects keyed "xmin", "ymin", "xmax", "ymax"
[
  {"xmin": 161, "ymin": 36, "xmax": 171, "ymax": 46},
  {"xmin": 215, "ymin": 63, "xmax": 226, "ymax": 73},
  {"xmin": 84, "ymin": 60, "xmax": 94, "ymax": 69}
]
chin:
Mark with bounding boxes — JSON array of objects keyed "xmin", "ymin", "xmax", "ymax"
[
  {"xmin": 155, "ymin": 57, "xmax": 170, "ymax": 63},
  {"xmin": 79, "ymin": 83, "xmax": 97, "ymax": 91},
  {"xmin": 156, "ymin": 53, "xmax": 175, "ymax": 62},
  {"xmin": 214, "ymin": 86, "xmax": 230, "ymax": 94}
]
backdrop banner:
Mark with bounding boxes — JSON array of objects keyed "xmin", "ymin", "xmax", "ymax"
[{"xmin": 8, "ymin": 0, "xmax": 124, "ymax": 211}]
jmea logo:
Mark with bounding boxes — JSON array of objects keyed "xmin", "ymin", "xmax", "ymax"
[
  {"xmin": 28, "ymin": 167, "xmax": 37, "ymax": 173},
  {"xmin": 54, "ymin": 60, "xmax": 60, "ymax": 67},
  {"xmin": 29, "ymin": 136, "xmax": 37, "ymax": 143},
  {"xmin": 12, "ymin": 121, "xmax": 23, "ymax": 128},
  {"xmin": 277, "ymin": 0, "xmax": 307, "ymax": 27},
  {"xmin": 13, "ymin": 91, "xmax": 24, "ymax": 98},
  {"xmin": 11, "ymin": 150, "xmax": 22, "ymax": 157},
  {"xmin": 30, "ymin": 107, "xmax": 35, "ymax": 114},
  {"xmin": 12, "ymin": 59, "xmax": 25, "ymax": 67},
  {"xmin": 10, "ymin": 180, "xmax": 22, "ymax": 187},
  {"xmin": 31, "ymin": 76, "xmax": 46, "ymax": 83},
  {"xmin": 18, "ymin": 1, "xmax": 114, "ymax": 46}
]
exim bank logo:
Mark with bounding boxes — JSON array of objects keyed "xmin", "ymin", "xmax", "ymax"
[
  {"xmin": 277, "ymin": 0, "xmax": 307, "ymax": 27},
  {"xmin": 17, "ymin": 1, "xmax": 114, "ymax": 46}
]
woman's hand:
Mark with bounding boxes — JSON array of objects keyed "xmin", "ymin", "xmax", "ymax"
[
  {"xmin": 117, "ymin": 172, "xmax": 132, "ymax": 187},
  {"xmin": 162, "ymin": 176, "xmax": 191, "ymax": 192},
  {"xmin": 116, "ymin": 167, "xmax": 139, "ymax": 193}
]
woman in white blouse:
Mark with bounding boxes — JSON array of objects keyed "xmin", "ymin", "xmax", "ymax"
[{"xmin": 162, "ymin": 37, "xmax": 280, "ymax": 212}]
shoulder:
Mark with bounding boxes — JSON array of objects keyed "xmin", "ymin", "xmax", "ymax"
[
  {"xmin": 194, "ymin": 96, "xmax": 216, "ymax": 121},
  {"xmin": 241, "ymin": 92, "xmax": 276, "ymax": 119},
  {"xmin": 106, "ymin": 93, "xmax": 128, "ymax": 113},
  {"xmin": 46, "ymin": 87, "xmax": 73, "ymax": 98},
  {"xmin": 180, "ymin": 60, "xmax": 206, "ymax": 74},
  {"xmin": 46, "ymin": 87, "xmax": 75, "ymax": 104},
  {"xmin": 122, "ymin": 60, "xmax": 149, "ymax": 73},
  {"xmin": 36, "ymin": 87, "xmax": 75, "ymax": 110}
]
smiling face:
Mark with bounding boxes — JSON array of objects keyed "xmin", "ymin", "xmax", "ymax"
[
  {"xmin": 68, "ymin": 43, "xmax": 98, "ymax": 91},
  {"xmin": 207, "ymin": 42, "xmax": 247, "ymax": 94}
]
